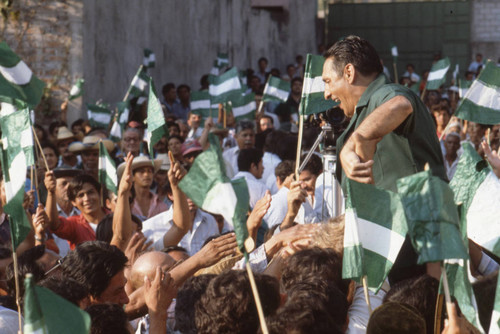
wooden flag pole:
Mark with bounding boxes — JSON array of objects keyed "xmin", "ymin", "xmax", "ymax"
[
  {"xmin": 295, "ymin": 114, "xmax": 304, "ymax": 180},
  {"xmin": 31, "ymin": 126, "xmax": 50, "ymax": 171},
  {"xmin": 11, "ymin": 246, "xmax": 23, "ymax": 334},
  {"xmin": 256, "ymin": 100, "xmax": 264, "ymax": 116},
  {"xmin": 434, "ymin": 293, "xmax": 444, "ymax": 334},
  {"xmin": 245, "ymin": 261, "xmax": 269, "ymax": 334},
  {"xmin": 362, "ymin": 275, "xmax": 372, "ymax": 314},
  {"xmin": 440, "ymin": 262, "xmax": 452, "ymax": 306},
  {"xmin": 420, "ymin": 87, "xmax": 427, "ymax": 102},
  {"xmin": 392, "ymin": 62, "xmax": 398, "ymax": 84}
]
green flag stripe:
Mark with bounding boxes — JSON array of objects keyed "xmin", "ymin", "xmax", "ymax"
[
  {"xmin": 364, "ymin": 249, "xmax": 396, "ymax": 289},
  {"xmin": 304, "ymin": 54, "xmax": 324, "ymax": 76},
  {"xmin": 0, "ymin": 60, "xmax": 32, "ymax": 85},
  {"xmin": 455, "ymin": 99, "xmax": 500, "ymax": 125},
  {"xmin": 463, "ymin": 79, "xmax": 500, "ymax": 111},
  {"xmin": 0, "ymin": 42, "xmax": 22, "ymax": 67},
  {"xmin": 475, "ymin": 61, "xmax": 500, "ymax": 86}
]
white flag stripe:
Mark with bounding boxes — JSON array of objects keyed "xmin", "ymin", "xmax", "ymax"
[
  {"xmin": 266, "ymin": 86, "xmax": 289, "ymax": 101},
  {"xmin": 0, "ymin": 102, "xmax": 16, "ymax": 117},
  {"xmin": 191, "ymin": 100, "xmax": 211, "ymax": 110},
  {"xmin": 303, "ymin": 76, "xmax": 326, "ymax": 94},
  {"xmin": 69, "ymin": 85, "xmax": 80, "ymax": 96},
  {"xmin": 104, "ymin": 156, "xmax": 117, "ymax": 185},
  {"xmin": 343, "ymin": 209, "xmax": 360, "ymax": 248},
  {"xmin": 427, "ymin": 66, "xmax": 450, "ymax": 82},
  {"xmin": 357, "ymin": 216, "xmax": 406, "ymax": 263},
  {"xmin": 202, "ymin": 182, "xmax": 238, "ymax": 224},
  {"xmin": 464, "ymin": 80, "xmax": 500, "ymax": 111},
  {"xmin": 109, "ymin": 121, "xmax": 121, "ymax": 138},
  {"xmin": 233, "ymin": 101, "xmax": 256, "ymax": 118},
  {"xmin": 391, "ymin": 46, "xmax": 398, "ymax": 57},
  {"xmin": 209, "ymin": 77, "xmax": 241, "ymax": 96},
  {"xmin": 131, "ymin": 76, "xmax": 147, "ymax": 91},
  {"xmin": 5, "ymin": 152, "xmax": 27, "ymax": 201},
  {"xmin": 88, "ymin": 111, "xmax": 111, "ymax": 124},
  {"xmin": 0, "ymin": 61, "xmax": 32, "ymax": 85},
  {"xmin": 119, "ymin": 109, "xmax": 130, "ymax": 123},
  {"xmin": 490, "ymin": 311, "xmax": 500, "ymax": 333},
  {"xmin": 20, "ymin": 127, "xmax": 33, "ymax": 149}
]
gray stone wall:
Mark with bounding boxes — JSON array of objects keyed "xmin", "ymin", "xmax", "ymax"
[{"xmin": 471, "ymin": 0, "xmax": 500, "ymax": 64}]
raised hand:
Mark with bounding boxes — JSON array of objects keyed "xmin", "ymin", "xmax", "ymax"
[
  {"xmin": 124, "ymin": 232, "xmax": 153, "ymax": 266},
  {"xmin": 168, "ymin": 151, "xmax": 187, "ymax": 188},
  {"xmin": 118, "ymin": 152, "xmax": 134, "ymax": 195},
  {"xmin": 44, "ymin": 171, "xmax": 57, "ymax": 194},
  {"xmin": 194, "ymin": 232, "xmax": 238, "ymax": 268},
  {"xmin": 247, "ymin": 190, "xmax": 271, "ymax": 239}
]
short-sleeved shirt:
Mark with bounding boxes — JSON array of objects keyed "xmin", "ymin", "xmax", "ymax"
[
  {"xmin": 336, "ymin": 74, "xmax": 447, "ymax": 192},
  {"xmin": 51, "ymin": 213, "xmax": 96, "ymax": 250}
]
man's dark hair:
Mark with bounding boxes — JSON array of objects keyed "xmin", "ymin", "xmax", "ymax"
[
  {"xmin": 61, "ymin": 241, "xmax": 128, "ymax": 298},
  {"xmin": 168, "ymin": 134, "xmax": 185, "ymax": 144},
  {"xmin": 263, "ymin": 130, "xmax": 287, "ymax": 156},
  {"xmin": 39, "ymin": 276, "xmax": 89, "ymax": 306},
  {"xmin": 367, "ymin": 302, "xmax": 426, "ymax": 334},
  {"xmin": 86, "ymin": 303, "xmax": 129, "ymax": 334},
  {"xmin": 162, "ymin": 82, "xmax": 176, "ymax": 95},
  {"xmin": 275, "ymin": 160, "xmax": 295, "ymax": 184},
  {"xmin": 71, "ymin": 118, "xmax": 85, "ymax": 130},
  {"xmin": 281, "ymin": 247, "xmax": 349, "ymax": 295},
  {"xmin": 67, "ymin": 174, "xmax": 101, "ymax": 202},
  {"xmin": 175, "ymin": 274, "xmax": 216, "ymax": 334},
  {"xmin": 383, "ymin": 274, "xmax": 439, "ymax": 334},
  {"xmin": 286, "ymin": 64, "xmax": 295, "ymax": 71},
  {"xmin": 195, "ymin": 270, "xmax": 280, "ymax": 334},
  {"xmin": 260, "ymin": 114, "xmax": 273, "ymax": 125},
  {"xmin": 235, "ymin": 119, "xmax": 255, "ymax": 134},
  {"xmin": 238, "ymin": 148, "xmax": 263, "ymax": 172},
  {"xmin": 41, "ymin": 141, "xmax": 60, "ymax": 157},
  {"xmin": 96, "ymin": 214, "xmax": 142, "ymax": 244},
  {"xmin": 177, "ymin": 84, "xmax": 191, "ymax": 94},
  {"xmin": 49, "ymin": 121, "xmax": 65, "ymax": 135},
  {"xmin": 291, "ymin": 77, "xmax": 303, "ymax": 86},
  {"xmin": 300, "ymin": 153, "xmax": 322, "ymax": 176},
  {"xmin": 167, "ymin": 121, "xmax": 181, "ymax": 133},
  {"xmin": 258, "ymin": 57, "xmax": 268, "ymax": 64},
  {"xmin": 161, "ymin": 245, "xmax": 189, "ymax": 255},
  {"xmin": 324, "ymin": 35, "xmax": 383, "ymax": 77}
]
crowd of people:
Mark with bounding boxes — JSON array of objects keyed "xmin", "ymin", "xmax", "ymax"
[{"xmin": 1, "ymin": 35, "xmax": 500, "ymax": 334}]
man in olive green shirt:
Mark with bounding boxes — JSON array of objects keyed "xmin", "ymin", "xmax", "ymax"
[{"xmin": 321, "ymin": 36, "xmax": 446, "ymax": 192}]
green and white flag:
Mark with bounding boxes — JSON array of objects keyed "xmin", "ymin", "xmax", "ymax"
[
  {"xmin": 390, "ymin": 44, "xmax": 398, "ymax": 59},
  {"xmin": 98, "ymin": 140, "xmax": 117, "ymax": 195},
  {"xmin": 453, "ymin": 64, "xmax": 459, "ymax": 82},
  {"xmin": 23, "ymin": 275, "xmax": 91, "ymax": 334},
  {"xmin": 397, "ymin": 170, "xmax": 468, "ymax": 264},
  {"xmin": 146, "ymin": 77, "xmax": 167, "ymax": 160},
  {"xmin": 87, "ymin": 104, "xmax": 112, "ymax": 129},
  {"xmin": 455, "ymin": 61, "xmax": 500, "ymax": 125},
  {"xmin": 209, "ymin": 67, "xmax": 242, "ymax": 104},
  {"xmin": 231, "ymin": 92, "xmax": 256, "ymax": 121},
  {"xmin": 458, "ymin": 79, "xmax": 472, "ymax": 99},
  {"xmin": 69, "ymin": 78, "xmax": 84, "ymax": 100},
  {"xmin": 343, "ymin": 179, "xmax": 408, "ymax": 292},
  {"xmin": 426, "ymin": 57, "xmax": 450, "ymax": 90},
  {"xmin": 179, "ymin": 133, "xmax": 250, "ymax": 253},
  {"xmin": 143, "ymin": 48, "xmax": 156, "ymax": 68},
  {"xmin": 190, "ymin": 90, "xmax": 219, "ymax": 120},
  {"xmin": 126, "ymin": 65, "xmax": 149, "ymax": 104},
  {"xmin": 300, "ymin": 54, "xmax": 339, "ymax": 116},
  {"xmin": 109, "ymin": 101, "xmax": 130, "ymax": 142},
  {"xmin": 262, "ymin": 76, "xmax": 290, "ymax": 103},
  {"xmin": 216, "ymin": 52, "xmax": 229, "ymax": 68},
  {"xmin": 0, "ymin": 42, "xmax": 45, "ymax": 107},
  {"xmin": 239, "ymin": 70, "xmax": 248, "ymax": 90},
  {"xmin": 0, "ymin": 99, "xmax": 34, "ymax": 249}
]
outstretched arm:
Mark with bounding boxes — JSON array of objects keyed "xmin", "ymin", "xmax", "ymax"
[
  {"xmin": 44, "ymin": 171, "xmax": 61, "ymax": 231},
  {"xmin": 340, "ymin": 95, "xmax": 413, "ymax": 183},
  {"xmin": 111, "ymin": 152, "xmax": 134, "ymax": 251}
]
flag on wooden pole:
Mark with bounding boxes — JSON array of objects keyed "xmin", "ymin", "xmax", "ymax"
[
  {"xmin": 262, "ymin": 76, "xmax": 290, "ymax": 103},
  {"xmin": 0, "ymin": 42, "xmax": 45, "ymax": 107},
  {"xmin": 190, "ymin": 90, "xmax": 218, "ymax": 121},
  {"xmin": 98, "ymin": 140, "xmax": 117, "ymax": 194},
  {"xmin": 68, "ymin": 78, "xmax": 84, "ymax": 100},
  {"xmin": 87, "ymin": 104, "xmax": 113, "ymax": 129},
  {"xmin": 343, "ymin": 179, "xmax": 408, "ymax": 292},
  {"xmin": 458, "ymin": 79, "xmax": 472, "ymax": 99},
  {"xmin": 390, "ymin": 44, "xmax": 398, "ymax": 60},
  {"xmin": 109, "ymin": 101, "xmax": 130, "ymax": 142},
  {"xmin": 216, "ymin": 52, "xmax": 229, "ymax": 68},
  {"xmin": 300, "ymin": 54, "xmax": 338, "ymax": 115},
  {"xmin": 231, "ymin": 92, "xmax": 256, "ymax": 122},
  {"xmin": 0, "ymin": 99, "xmax": 34, "ymax": 249},
  {"xmin": 146, "ymin": 77, "xmax": 167, "ymax": 160},
  {"xmin": 425, "ymin": 57, "xmax": 451, "ymax": 90},
  {"xmin": 455, "ymin": 61, "xmax": 500, "ymax": 125},
  {"xmin": 208, "ymin": 67, "xmax": 242, "ymax": 104},
  {"xmin": 125, "ymin": 65, "xmax": 149, "ymax": 103},
  {"xmin": 143, "ymin": 48, "xmax": 156, "ymax": 69}
]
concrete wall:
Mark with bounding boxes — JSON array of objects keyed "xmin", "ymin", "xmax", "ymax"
[
  {"xmin": 471, "ymin": 0, "xmax": 500, "ymax": 64},
  {"xmin": 82, "ymin": 0, "xmax": 317, "ymax": 105}
]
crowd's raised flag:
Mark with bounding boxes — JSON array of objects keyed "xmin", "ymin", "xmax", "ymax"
[
  {"xmin": 208, "ymin": 67, "xmax": 242, "ymax": 104},
  {"xmin": 216, "ymin": 52, "xmax": 229, "ymax": 68},
  {"xmin": 458, "ymin": 79, "xmax": 472, "ymax": 99},
  {"xmin": 23, "ymin": 275, "xmax": 91, "ymax": 334},
  {"xmin": 109, "ymin": 101, "xmax": 130, "ymax": 142},
  {"xmin": 146, "ymin": 77, "xmax": 167, "ymax": 160},
  {"xmin": 98, "ymin": 140, "xmax": 118, "ymax": 194},
  {"xmin": 300, "ymin": 54, "xmax": 338, "ymax": 115},
  {"xmin": 143, "ymin": 48, "xmax": 156, "ymax": 69},
  {"xmin": 231, "ymin": 92, "xmax": 256, "ymax": 121},
  {"xmin": 342, "ymin": 179, "xmax": 408, "ymax": 292},
  {"xmin": 262, "ymin": 76, "xmax": 290, "ymax": 103},
  {"xmin": 425, "ymin": 57, "xmax": 451, "ymax": 90},
  {"xmin": 0, "ymin": 99, "xmax": 34, "ymax": 249},
  {"xmin": 87, "ymin": 104, "xmax": 112, "ymax": 129},
  {"xmin": 68, "ymin": 78, "xmax": 84, "ymax": 100},
  {"xmin": 397, "ymin": 170, "xmax": 468, "ymax": 264},
  {"xmin": 0, "ymin": 42, "xmax": 45, "ymax": 107},
  {"xmin": 455, "ymin": 61, "xmax": 500, "ymax": 125},
  {"xmin": 126, "ymin": 65, "xmax": 149, "ymax": 104},
  {"xmin": 190, "ymin": 90, "xmax": 218, "ymax": 120}
]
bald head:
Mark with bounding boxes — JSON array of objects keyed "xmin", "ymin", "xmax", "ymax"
[{"xmin": 130, "ymin": 251, "xmax": 176, "ymax": 290}]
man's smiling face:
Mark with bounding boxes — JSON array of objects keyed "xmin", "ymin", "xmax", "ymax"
[{"xmin": 322, "ymin": 57, "xmax": 355, "ymax": 118}]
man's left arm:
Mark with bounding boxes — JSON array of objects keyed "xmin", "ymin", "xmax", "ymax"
[{"xmin": 340, "ymin": 95, "xmax": 413, "ymax": 183}]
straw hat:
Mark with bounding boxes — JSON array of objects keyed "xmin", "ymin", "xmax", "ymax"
[
  {"xmin": 155, "ymin": 153, "xmax": 171, "ymax": 171},
  {"xmin": 68, "ymin": 135, "xmax": 115, "ymax": 153},
  {"xmin": 117, "ymin": 155, "xmax": 162, "ymax": 179},
  {"xmin": 56, "ymin": 126, "xmax": 82, "ymax": 142}
]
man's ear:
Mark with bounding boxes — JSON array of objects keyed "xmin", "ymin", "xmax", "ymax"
[{"xmin": 344, "ymin": 63, "xmax": 356, "ymax": 84}]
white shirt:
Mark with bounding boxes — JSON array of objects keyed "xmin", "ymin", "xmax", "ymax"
[
  {"xmin": 265, "ymin": 173, "xmax": 279, "ymax": 195},
  {"xmin": 233, "ymin": 171, "xmax": 268, "ymax": 209},
  {"xmin": 314, "ymin": 171, "xmax": 345, "ymax": 220},
  {"xmin": 0, "ymin": 306, "xmax": 23, "ymax": 334},
  {"xmin": 186, "ymin": 127, "xmax": 203, "ymax": 140},
  {"xmin": 347, "ymin": 285, "xmax": 386, "ymax": 334},
  {"xmin": 222, "ymin": 146, "xmax": 239, "ymax": 178},
  {"xmin": 261, "ymin": 152, "xmax": 281, "ymax": 189},
  {"xmin": 443, "ymin": 154, "xmax": 460, "ymax": 181},
  {"xmin": 142, "ymin": 207, "xmax": 219, "ymax": 256}
]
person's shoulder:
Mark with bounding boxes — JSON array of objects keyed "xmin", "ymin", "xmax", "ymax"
[{"xmin": 372, "ymin": 83, "xmax": 419, "ymax": 107}]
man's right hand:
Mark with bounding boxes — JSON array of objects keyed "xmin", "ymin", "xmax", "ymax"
[
  {"xmin": 339, "ymin": 138, "xmax": 375, "ymax": 184},
  {"xmin": 44, "ymin": 171, "xmax": 57, "ymax": 194},
  {"xmin": 286, "ymin": 181, "xmax": 307, "ymax": 217}
]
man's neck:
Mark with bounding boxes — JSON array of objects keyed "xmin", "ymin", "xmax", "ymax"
[
  {"xmin": 134, "ymin": 185, "xmax": 152, "ymax": 199},
  {"xmin": 83, "ymin": 209, "xmax": 106, "ymax": 225},
  {"xmin": 62, "ymin": 155, "xmax": 77, "ymax": 166},
  {"xmin": 57, "ymin": 200, "xmax": 74, "ymax": 216}
]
